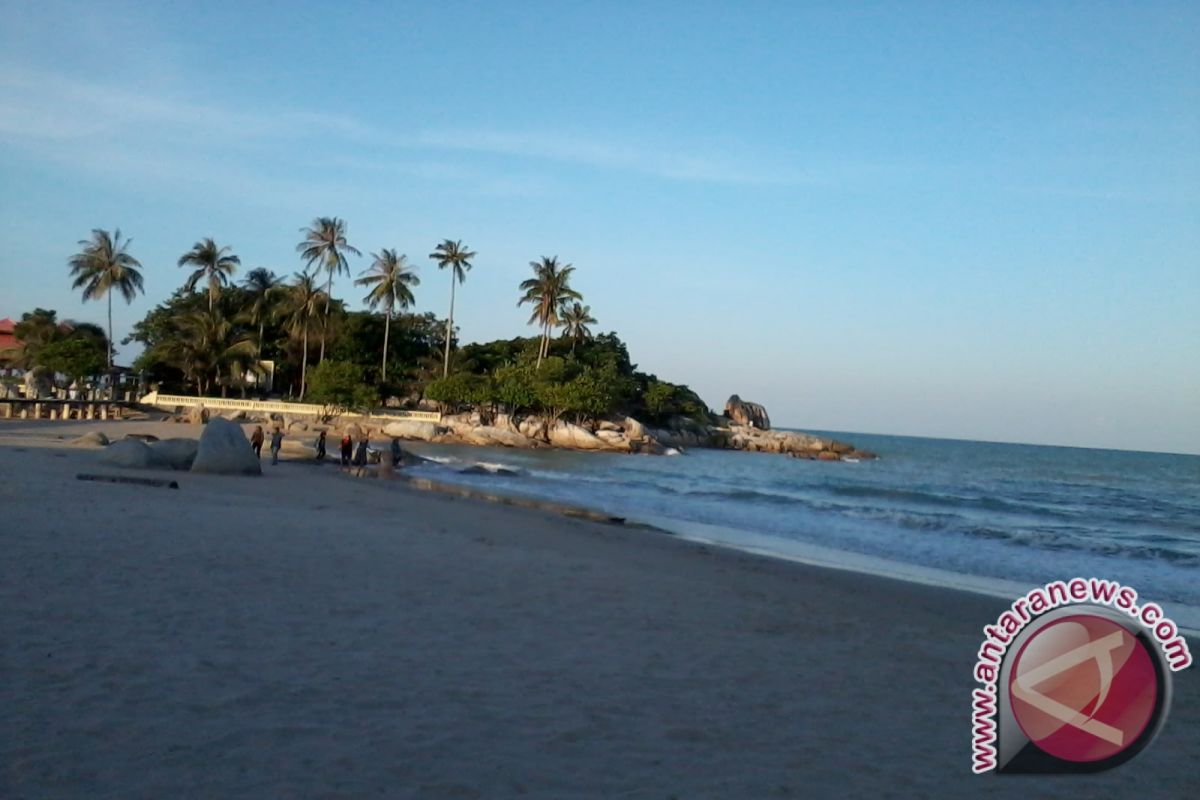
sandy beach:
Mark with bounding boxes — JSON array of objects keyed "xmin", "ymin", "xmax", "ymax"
[{"xmin": 2, "ymin": 419, "xmax": 1196, "ymax": 799}]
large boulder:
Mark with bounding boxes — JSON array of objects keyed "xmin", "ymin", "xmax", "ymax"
[
  {"xmin": 461, "ymin": 426, "xmax": 536, "ymax": 448},
  {"xmin": 382, "ymin": 420, "xmax": 439, "ymax": 441},
  {"xmin": 99, "ymin": 438, "xmax": 156, "ymax": 468},
  {"xmin": 548, "ymin": 422, "xmax": 608, "ymax": 451},
  {"xmin": 190, "ymin": 417, "xmax": 261, "ymax": 475},
  {"xmin": 187, "ymin": 405, "xmax": 209, "ymax": 425},
  {"xmin": 148, "ymin": 438, "xmax": 199, "ymax": 470},
  {"xmin": 623, "ymin": 417, "xmax": 647, "ymax": 440},
  {"xmin": 595, "ymin": 429, "xmax": 633, "ymax": 452},
  {"xmin": 518, "ymin": 416, "xmax": 547, "ymax": 441},
  {"xmin": 724, "ymin": 395, "xmax": 771, "ymax": 430}
]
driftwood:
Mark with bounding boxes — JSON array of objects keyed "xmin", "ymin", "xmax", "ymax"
[{"xmin": 76, "ymin": 473, "xmax": 180, "ymax": 489}]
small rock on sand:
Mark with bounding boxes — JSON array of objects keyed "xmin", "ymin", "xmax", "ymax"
[
  {"xmin": 98, "ymin": 438, "xmax": 155, "ymax": 468},
  {"xmin": 71, "ymin": 431, "xmax": 110, "ymax": 447}
]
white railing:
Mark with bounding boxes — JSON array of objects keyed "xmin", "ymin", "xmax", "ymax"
[{"xmin": 139, "ymin": 392, "xmax": 442, "ymax": 422}]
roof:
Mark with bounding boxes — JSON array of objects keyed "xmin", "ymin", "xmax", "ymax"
[{"xmin": 0, "ymin": 317, "xmax": 22, "ymax": 358}]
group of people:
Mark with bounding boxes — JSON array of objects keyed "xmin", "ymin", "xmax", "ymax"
[{"xmin": 249, "ymin": 425, "xmax": 406, "ymax": 469}]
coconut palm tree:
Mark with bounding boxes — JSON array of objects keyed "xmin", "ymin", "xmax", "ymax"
[
  {"xmin": 355, "ymin": 249, "xmax": 420, "ymax": 381},
  {"xmin": 297, "ymin": 217, "xmax": 360, "ymax": 364},
  {"xmin": 178, "ymin": 238, "xmax": 240, "ymax": 311},
  {"xmin": 518, "ymin": 256, "xmax": 581, "ymax": 368},
  {"xmin": 67, "ymin": 228, "xmax": 145, "ymax": 371},
  {"xmin": 167, "ymin": 309, "xmax": 258, "ymax": 396},
  {"xmin": 428, "ymin": 239, "xmax": 476, "ymax": 377},
  {"xmin": 280, "ymin": 271, "xmax": 325, "ymax": 399},
  {"xmin": 560, "ymin": 302, "xmax": 597, "ymax": 352},
  {"xmin": 241, "ymin": 267, "xmax": 283, "ymax": 358}
]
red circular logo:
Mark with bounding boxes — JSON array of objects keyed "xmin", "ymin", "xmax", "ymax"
[{"xmin": 1009, "ymin": 614, "xmax": 1158, "ymax": 763}]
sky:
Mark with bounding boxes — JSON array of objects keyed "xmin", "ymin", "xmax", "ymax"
[{"xmin": 0, "ymin": 1, "xmax": 1197, "ymax": 454}]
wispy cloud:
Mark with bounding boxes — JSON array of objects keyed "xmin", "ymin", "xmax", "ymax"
[{"xmin": 0, "ymin": 66, "xmax": 822, "ymax": 190}]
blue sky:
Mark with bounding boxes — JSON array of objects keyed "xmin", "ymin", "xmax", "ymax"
[{"xmin": 1, "ymin": 1, "xmax": 1197, "ymax": 453}]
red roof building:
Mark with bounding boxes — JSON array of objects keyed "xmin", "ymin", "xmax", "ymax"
[{"xmin": 0, "ymin": 317, "xmax": 23, "ymax": 365}]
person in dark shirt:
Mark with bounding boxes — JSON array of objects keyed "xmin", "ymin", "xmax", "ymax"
[
  {"xmin": 269, "ymin": 428, "xmax": 284, "ymax": 465},
  {"xmin": 314, "ymin": 430, "xmax": 327, "ymax": 463},
  {"xmin": 340, "ymin": 434, "xmax": 353, "ymax": 466},
  {"xmin": 390, "ymin": 437, "xmax": 402, "ymax": 467},
  {"xmin": 353, "ymin": 434, "xmax": 369, "ymax": 467},
  {"xmin": 250, "ymin": 425, "xmax": 265, "ymax": 458}
]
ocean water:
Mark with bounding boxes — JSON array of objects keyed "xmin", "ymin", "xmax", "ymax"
[{"xmin": 400, "ymin": 432, "xmax": 1200, "ymax": 631}]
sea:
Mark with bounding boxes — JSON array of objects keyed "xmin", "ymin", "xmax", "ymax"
[{"xmin": 399, "ymin": 431, "xmax": 1200, "ymax": 633}]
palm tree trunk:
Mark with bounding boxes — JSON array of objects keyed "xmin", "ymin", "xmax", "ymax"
[
  {"xmin": 106, "ymin": 292, "xmax": 114, "ymax": 371},
  {"xmin": 320, "ymin": 271, "xmax": 332, "ymax": 364},
  {"xmin": 443, "ymin": 279, "xmax": 456, "ymax": 378},
  {"xmin": 382, "ymin": 310, "xmax": 391, "ymax": 381},
  {"xmin": 300, "ymin": 327, "xmax": 309, "ymax": 400},
  {"xmin": 258, "ymin": 322, "xmax": 265, "ymax": 359}
]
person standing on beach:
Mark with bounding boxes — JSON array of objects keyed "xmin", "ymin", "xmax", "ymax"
[
  {"xmin": 353, "ymin": 434, "xmax": 369, "ymax": 467},
  {"xmin": 315, "ymin": 430, "xmax": 327, "ymax": 463},
  {"xmin": 250, "ymin": 425, "xmax": 265, "ymax": 458},
  {"xmin": 390, "ymin": 437, "xmax": 402, "ymax": 468},
  {"xmin": 270, "ymin": 428, "xmax": 284, "ymax": 465},
  {"xmin": 340, "ymin": 433, "xmax": 353, "ymax": 466}
]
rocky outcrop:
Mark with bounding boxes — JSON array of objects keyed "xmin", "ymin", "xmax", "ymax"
[
  {"xmin": 187, "ymin": 405, "xmax": 209, "ymax": 425},
  {"xmin": 724, "ymin": 395, "xmax": 771, "ymax": 430},
  {"xmin": 190, "ymin": 417, "xmax": 261, "ymax": 475}
]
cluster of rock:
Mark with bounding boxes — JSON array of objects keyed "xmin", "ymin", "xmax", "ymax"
[
  {"xmin": 147, "ymin": 395, "xmax": 876, "ymax": 462},
  {"xmin": 81, "ymin": 417, "xmax": 261, "ymax": 475}
]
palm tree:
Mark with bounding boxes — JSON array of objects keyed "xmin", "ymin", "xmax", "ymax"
[
  {"xmin": 167, "ymin": 310, "xmax": 258, "ymax": 396},
  {"xmin": 297, "ymin": 217, "xmax": 360, "ymax": 364},
  {"xmin": 428, "ymin": 239, "xmax": 477, "ymax": 377},
  {"xmin": 178, "ymin": 238, "xmax": 240, "ymax": 311},
  {"xmin": 355, "ymin": 249, "xmax": 420, "ymax": 381},
  {"xmin": 67, "ymin": 228, "xmax": 145, "ymax": 371},
  {"xmin": 280, "ymin": 271, "xmax": 325, "ymax": 400},
  {"xmin": 560, "ymin": 302, "xmax": 597, "ymax": 352},
  {"xmin": 242, "ymin": 267, "xmax": 283, "ymax": 358},
  {"xmin": 518, "ymin": 256, "xmax": 581, "ymax": 367}
]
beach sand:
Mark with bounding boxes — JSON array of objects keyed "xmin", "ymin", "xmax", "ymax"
[{"xmin": 2, "ymin": 419, "xmax": 1197, "ymax": 798}]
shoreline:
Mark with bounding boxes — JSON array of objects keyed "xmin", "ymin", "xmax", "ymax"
[{"xmin": 3, "ymin": 418, "xmax": 1198, "ymax": 797}]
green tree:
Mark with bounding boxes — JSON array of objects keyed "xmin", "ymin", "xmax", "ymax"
[
  {"xmin": 429, "ymin": 239, "xmax": 477, "ymax": 378},
  {"xmin": 305, "ymin": 360, "xmax": 377, "ymax": 414},
  {"xmin": 164, "ymin": 310, "xmax": 257, "ymax": 396},
  {"xmin": 518, "ymin": 256, "xmax": 581, "ymax": 368},
  {"xmin": 67, "ymin": 228, "xmax": 145, "ymax": 371},
  {"xmin": 241, "ymin": 267, "xmax": 283, "ymax": 358},
  {"xmin": 424, "ymin": 371, "xmax": 490, "ymax": 412},
  {"xmin": 297, "ymin": 217, "xmax": 360, "ymax": 364},
  {"xmin": 11, "ymin": 308, "xmax": 63, "ymax": 368},
  {"xmin": 280, "ymin": 271, "xmax": 325, "ymax": 399},
  {"xmin": 355, "ymin": 249, "xmax": 420, "ymax": 381},
  {"xmin": 560, "ymin": 302, "xmax": 597, "ymax": 352},
  {"xmin": 178, "ymin": 238, "xmax": 240, "ymax": 311},
  {"xmin": 37, "ymin": 335, "xmax": 109, "ymax": 383}
]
